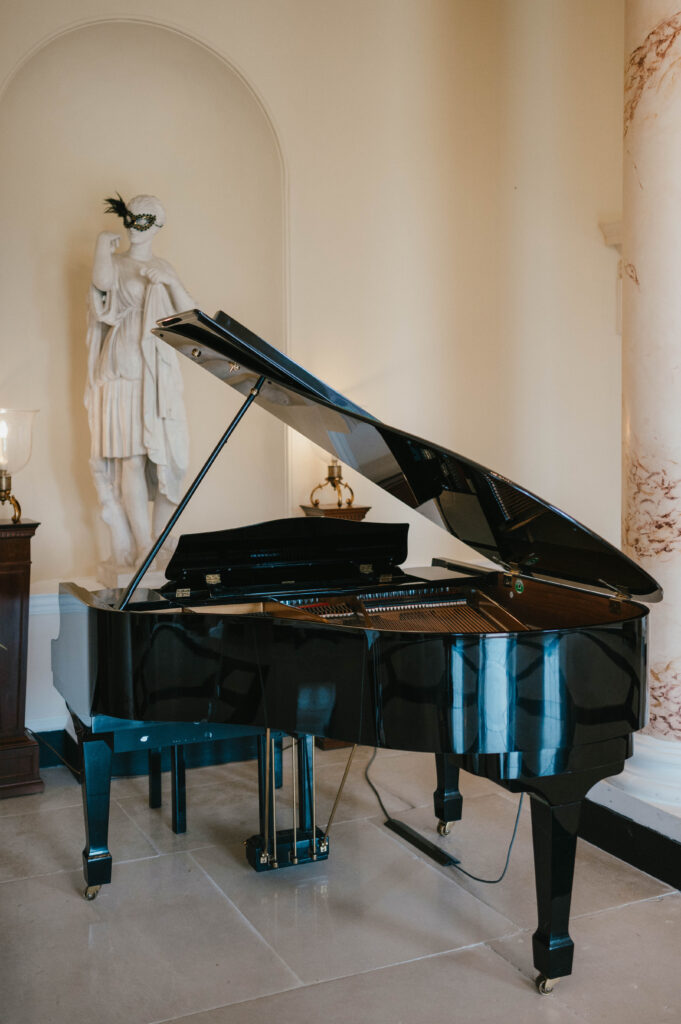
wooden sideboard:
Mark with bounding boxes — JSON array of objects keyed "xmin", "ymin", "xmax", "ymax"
[{"xmin": 0, "ymin": 520, "xmax": 43, "ymax": 798}]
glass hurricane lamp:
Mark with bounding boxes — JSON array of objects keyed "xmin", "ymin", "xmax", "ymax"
[{"xmin": 0, "ymin": 409, "xmax": 37, "ymax": 523}]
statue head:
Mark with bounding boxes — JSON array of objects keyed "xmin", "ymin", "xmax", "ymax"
[
  {"xmin": 126, "ymin": 195, "xmax": 165, "ymax": 242},
  {"xmin": 103, "ymin": 192, "xmax": 166, "ymax": 241}
]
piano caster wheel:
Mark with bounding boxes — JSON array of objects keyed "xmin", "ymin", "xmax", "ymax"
[
  {"xmin": 535, "ymin": 974, "xmax": 557, "ymax": 995},
  {"xmin": 437, "ymin": 819, "xmax": 451, "ymax": 836},
  {"xmin": 83, "ymin": 884, "xmax": 101, "ymax": 901}
]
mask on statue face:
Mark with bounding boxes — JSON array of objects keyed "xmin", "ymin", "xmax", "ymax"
[
  {"xmin": 103, "ymin": 193, "xmax": 159, "ymax": 232},
  {"xmin": 128, "ymin": 211, "xmax": 156, "ymax": 232}
]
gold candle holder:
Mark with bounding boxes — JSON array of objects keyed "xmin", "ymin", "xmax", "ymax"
[
  {"xmin": 300, "ymin": 460, "xmax": 370, "ymax": 521},
  {"xmin": 0, "ymin": 410, "xmax": 37, "ymax": 524},
  {"xmin": 0, "ymin": 470, "xmax": 20, "ymax": 523}
]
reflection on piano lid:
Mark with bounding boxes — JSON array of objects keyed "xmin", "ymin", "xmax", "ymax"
[{"xmin": 153, "ymin": 309, "xmax": 661, "ymax": 602}]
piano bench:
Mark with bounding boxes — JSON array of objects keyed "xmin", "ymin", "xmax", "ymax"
[
  {"xmin": 146, "ymin": 736, "xmax": 285, "ymax": 835},
  {"xmin": 73, "ymin": 715, "xmax": 282, "ymax": 897}
]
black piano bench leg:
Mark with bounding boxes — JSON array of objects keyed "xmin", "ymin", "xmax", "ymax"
[
  {"xmin": 529, "ymin": 795, "xmax": 581, "ymax": 992},
  {"xmin": 433, "ymin": 754, "xmax": 463, "ymax": 836},
  {"xmin": 170, "ymin": 745, "xmax": 187, "ymax": 834},
  {"xmin": 148, "ymin": 748, "xmax": 162, "ymax": 809},
  {"xmin": 80, "ymin": 738, "xmax": 113, "ymax": 900}
]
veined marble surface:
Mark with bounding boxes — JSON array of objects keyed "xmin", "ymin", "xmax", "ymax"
[
  {"xmin": 624, "ymin": 10, "xmax": 681, "ymax": 137},
  {"xmin": 623, "ymin": 2, "xmax": 681, "ymax": 744}
]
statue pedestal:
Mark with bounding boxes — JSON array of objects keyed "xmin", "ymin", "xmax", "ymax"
[{"xmin": 607, "ymin": 733, "xmax": 681, "ymax": 807}]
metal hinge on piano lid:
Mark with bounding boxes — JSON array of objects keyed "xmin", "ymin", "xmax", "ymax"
[
  {"xmin": 598, "ymin": 578, "xmax": 632, "ymax": 607},
  {"xmin": 359, "ymin": 564, "xmax": 396, "ymax": 583},
  {"xmin": 500, "ymin": 563, "xmax": 633, "ymax": 604}
]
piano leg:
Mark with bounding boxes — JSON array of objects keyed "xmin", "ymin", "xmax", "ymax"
[
  {"xmin": 433, "ymin": 754, "xmax": 463, "ymax": 836},
  {"xmin": 472, "ymin": 757, "xmax": 625, "ymax": 990},
  {"xmin": 529, "ymin": 794, "xmax": 581, "ymax": 989},
  {"xmin": 80, "ymin": 737, "xmax": 113, "ymax": 899}
]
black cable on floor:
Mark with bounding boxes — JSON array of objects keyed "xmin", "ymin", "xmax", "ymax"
[{"xmin": 364, "ymin": 747, "xmax": 523, "ymax": 885}]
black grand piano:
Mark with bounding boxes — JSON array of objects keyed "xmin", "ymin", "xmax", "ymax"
[{"xmin": 52, "ymin": 308, "xmax": 661, "ymax": 994}]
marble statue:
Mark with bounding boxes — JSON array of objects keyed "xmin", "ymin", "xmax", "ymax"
[{"xmin": 85, "ymin": 194, "xmax": 192, "ymax": 575}]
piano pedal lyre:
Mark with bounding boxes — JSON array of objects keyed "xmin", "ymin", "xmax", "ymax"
[{"xmin": 246, "ymin": 730, "xmax": 332, "ymax": 871}]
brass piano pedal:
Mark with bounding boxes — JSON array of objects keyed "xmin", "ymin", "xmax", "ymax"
[{"xmin": 246, "ymin": 828, "xmax": 328, "ymax": 871}]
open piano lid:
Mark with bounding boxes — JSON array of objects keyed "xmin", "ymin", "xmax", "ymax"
[{"xmin": 153, "ymin": 309, "xmax": 662, "ymax": 602}]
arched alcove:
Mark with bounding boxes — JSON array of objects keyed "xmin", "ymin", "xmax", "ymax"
[{"xmin": 0, "ymin": 20, "xmax": 286, "ymax": 581}]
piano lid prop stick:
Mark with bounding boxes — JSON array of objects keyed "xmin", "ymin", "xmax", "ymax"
[
  {"xmin": 117, "ymin": 374, "xmax": 267, "ymax": 611},
  {"xmin": 324, "ymin": 744, "xmax": 357, "ymax": 838}
]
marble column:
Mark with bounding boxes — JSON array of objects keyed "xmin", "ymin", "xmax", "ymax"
[{"xmin": 619, "ymin": 1, "xmax": 681, "ymax": 805}]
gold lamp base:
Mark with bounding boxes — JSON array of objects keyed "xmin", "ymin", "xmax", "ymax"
[
  {"xmin": 308, "ymin": 460, "xmax": 355, "ymax": 509},
  {"xmin": 301, "ymin": 460, "xmax": 370, "ymax": 520},
  {"xmin": 0, "ymin": 471, "xmax": 21, "ymax": 523}
]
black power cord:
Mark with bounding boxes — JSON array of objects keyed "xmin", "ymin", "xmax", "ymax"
[{"xmin": 364, "ymin": 747, "xmax": 523, "ymax": 885}]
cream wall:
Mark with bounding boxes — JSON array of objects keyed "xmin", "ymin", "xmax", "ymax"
[
  {"xmin": 290, "ymin": 0, "xmax": 625, "ymax": 563},
  {"xmin": 0, "ymin": 0, "xmax": 625, "ymax": 728},
  {"xmin": 0, "ymin": 20, "xmax": 286, "ymax": 582}
]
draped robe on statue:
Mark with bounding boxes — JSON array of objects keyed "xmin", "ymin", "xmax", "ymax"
[{"xmin": 85, "ymin": 253, "xmax": 189, "ymax": 515}]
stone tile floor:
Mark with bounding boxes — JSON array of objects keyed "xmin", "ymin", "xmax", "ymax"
[{"xmin": 0, "ymin": 746, "xmax": 677, "ymax": 1024}]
